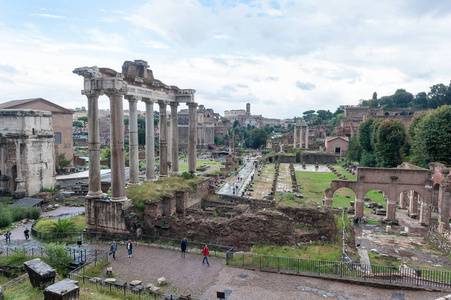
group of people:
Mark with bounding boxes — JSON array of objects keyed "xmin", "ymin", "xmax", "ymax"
[
  {"xmin": 109, "ymin": 240, "xmax": 133, "ymax": 259},
  {"xmin": 108, "ymin": 237, "xmax": 211, "ymax": 266},
  {"xmin": 4, "ymin": 228, "xmax": 30, "ymax": 243}
]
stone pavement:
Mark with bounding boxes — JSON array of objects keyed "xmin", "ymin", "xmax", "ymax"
[{"xmin": 91, "ymin": 243, "xmax": 446, "ymax": 300}]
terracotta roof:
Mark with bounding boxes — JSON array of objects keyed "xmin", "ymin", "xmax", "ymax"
[
  {"xmin": 0, "ymin": 98, "xmax": 73, "ymax": 114},
  {"xmin": 326, "ymin": 136, "xmax": 349, "ymax": 142}
]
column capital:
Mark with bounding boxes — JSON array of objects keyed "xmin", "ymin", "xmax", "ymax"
[
  {"xmin": 169, "ymin": 101, "xmax": 179, "ymax": 108},
  {"xmin": 158, "ymin": 99, "xmax": 167, "ymax": 106},
  {"xmin": 142, "ymin": 98, "xmax": 155, "ymax": 104},
  {"xmin": 105, "ymin": 89, "xmax": 125, "ymax": 97},
  {"xmin": 125, "ymin": 95, "xmax": 140, "ymax": 103},
  {"xmin": 82, "ymin": 90, "xmax": 104, "ymax": 98},
  {"xmin": 187, "ymin": 102, "xmax": 198, "ymax": 108}
]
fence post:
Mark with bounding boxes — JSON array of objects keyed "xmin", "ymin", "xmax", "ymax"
[{"xmin": 278, "ymin": 257, "xmax": 280, "ymax": 272}]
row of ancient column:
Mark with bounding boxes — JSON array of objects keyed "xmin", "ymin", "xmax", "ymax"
[
  {"xmin": 85, "ymin": 91, "xmax": 197, "ymax": 201},
  {"xmin": 293, "ymin": 125, "xmax": 308, "ymax": 149}
]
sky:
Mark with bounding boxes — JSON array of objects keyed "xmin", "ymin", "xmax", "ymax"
[{"xmin": 1, "ymin": 0, "xmax": 451, "ymax": 119}]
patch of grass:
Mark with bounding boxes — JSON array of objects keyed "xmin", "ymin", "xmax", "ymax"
[
  {"xmin": 366, "ymin": 219, "xmax": 383, "ymax": 225},
  {"xmin": 76, "ymin": 260, "xmax": 110, "ymax": 278},
  {"xmin": 368, "ymin": 252, "xmax": 400, "ymax": 268},
  {"xmin": 3, "ymin": 276, "xmax": 43, "ymax": 299},
  {"xmin": 34, "ymin": 215, "xmax": 86, "ymax": 232},
  {"xmin": 251, "ymin": 243, "xmax": 342, "ymax": 261}
]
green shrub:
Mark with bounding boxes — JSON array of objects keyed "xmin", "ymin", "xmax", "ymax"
[
  {"xmin": 181, "ymin": 172, "xmax": 195, "ymax": 180},
  {"xmin": 26, "ymin": 207, "xmax": 41, "ymax": 220},
  {"xmin": 42, "ymin": 243, "xmax": 72, "ymax": 277},
  {"xmin": 42, "ymin": 187, "xmax": 60, "ymax": 193},
  {"xmin": 0, "ymin": 211, "xmax": 12, "ymax": 228}
]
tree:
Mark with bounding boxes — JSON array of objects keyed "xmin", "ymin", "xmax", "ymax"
[
  {"xmin": 372, "ymin": 92, "xmax": 377, "ymax": 100},
  {"xmin": 101, "ymin": 147, "xmax": 111, "ymax": 168},
  {"xmin": 346, "ymin": 136, "xmax": 361, "ymax": 162},
  {"xmin": 56, "ymin": 153, "xmax": 71, "ymax": 169},
  {"xmin": 302, "ymin": 110, "xmax": 315, "ymax": 122},
  {"xmin": 374, "ymin": 119, "xmax": 406, "ymax": 167},
  {"xmin": 138, "ymin": 128, "xmax": 146, "ymax": 145},
  {"xmin": 232, "ymin": 120, "xmax": 240, "ymax": 128},
  {"xmin": 246, "ymin": 128, "xmax": 268, "ymax": 149},
  {"xmin": 392, "ymin": 89, "xmax": 413, "ymax": 108},
  {"xmin": 73, "ymin": 121, "xmax": 83, "ymax": 128},
  {"xmin": 412, "ymin": 92, "xmax": 429, "ymax": 109},
  {"xmin": 78, "ymin": 116, "xmax": 88, "ymax": 123},
  {"xmin": 412, "ymin": 105, "xmax": 451, "ymax": 166},
  {"xmin": 428, "ymin": 83, "xmax": 451, "ymax": 108}
]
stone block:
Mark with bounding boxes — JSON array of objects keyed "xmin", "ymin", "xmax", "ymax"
[
  {"xmin": 0, "ymin": 286, "xmax": 3, "ymax": 300},
  {"xmin": 130, "ymin": 280, "xmax": 141, "ymax": 286},
  {"xmin": 104, "ymin": 278, "xmax": 116, "ymax": 283},
  {"xmin": 24, "ymin": 258, "xmax": 56, "ymax": 290},
  {"xmin": 106, "ymin": 267, "xmax": 113, "ymax": 275},
  {"xmin": 146, "ymin": 283, "xmax": 160, "ymax": 292},
  {"xmin": 157, "ymin": 277, "xmax": 166, "ymax": 285},
  {"xmin": 88, "ymin": 277, "xmax": 101, "ymax": 284},
  {"xmin": 44, "ymin": 279, "xmax": 79, "ymax": 300}
]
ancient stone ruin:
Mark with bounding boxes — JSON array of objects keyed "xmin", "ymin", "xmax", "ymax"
[
  {"xmin": 24, "ymin": 258, "xmax": 56, "ymax": 290},
  {"xmin": 44, "ymin": 279, "xmax": 79, "ymax": 300}
]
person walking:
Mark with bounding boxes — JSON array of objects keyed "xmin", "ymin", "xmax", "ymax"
[
  {"xmin": 110, "ymin": 241, "xmax": 117, "ymax": 260},
  {"xmin": 4, "ymin": 231, "xmax": 11, "ymax": 244},
  {"xmin": 24, "ymin": 228, "xmax": 30, "ymax": 240},
  {"xmin": 180, "ymin": 238, "xmax": 187, "ymax": 258},
  {"xmin": 126, "ymin": 240, "xmax": 133, "ymax": 258},
  {"xmin": 202, "ymin": 245, "xmax": 210, "ymax": 266}
]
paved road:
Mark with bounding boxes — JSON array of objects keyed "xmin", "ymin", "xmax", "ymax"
[{"xmin": 217, "ymin": 160, "xmax": 255, "ymax": 196}]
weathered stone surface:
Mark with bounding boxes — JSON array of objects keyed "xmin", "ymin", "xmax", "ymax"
[
  {"xmin": 24, "ymin": 258, "xmax": 56, "ymax": 290},
  {"xmin": 157, "ymin": 277, "xmax": 166, "ymax": 285},
  {"xmin": 44, "ymin": 279, "xmax": 79, "ymax": 300},
  {"xmin": 130, "ymin": 280, "xmax": 141, "ymax": 286},
  {"xmin": 146, "ymin": 283, "xmax": 160, "ymax": 292},
  {"xmin": 0, "ymin": 286, "xmax": 3, "ymax": 300},
  {"xmin": 104, "ymin": 278, "xmax": 116, "ymax": 283}
]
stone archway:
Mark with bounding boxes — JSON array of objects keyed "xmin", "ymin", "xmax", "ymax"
[{"xmin": 326, "ymin": 167, "xmax": 432, "ymax": 224}]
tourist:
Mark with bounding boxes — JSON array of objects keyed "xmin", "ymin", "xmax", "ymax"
[
  {"xmin": 4, "ymin": 231, "xmax": 11, "ymax": 244},
  {"xmin": 202, "ymin": 245, "xmax": 210, "ymax": 266},
  {"xmin": 24, "ymin": 228, "xmax": 30, "ymax": 240},
  {"xmin": 127, "ymin": 240, "xmax": 133, "ymax": 258},
  {"xmin": 110, "ymin": 241, "xmax": 117, "ymax": 260},
  {"xmin": 180, "ymin": 238, "xmax": 187, "ymax": 258}
]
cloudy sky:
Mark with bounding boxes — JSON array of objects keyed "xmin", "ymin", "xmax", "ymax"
[{"xmin": 1, "ymin": 0, "xmax": 451, "ymax": 119}]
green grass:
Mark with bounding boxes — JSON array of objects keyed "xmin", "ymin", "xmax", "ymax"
[
  {"xmin": 251, "ymin": 244, "xmax": 342, "ymax": 261},
  {"xmin": 34, "ymin": 215, "xmax": 86, "ymax": 232},
  {"xmin": 178, "ymin": 159, "xmax": 222, "ymax": 174},
  {"xmin": 296, "ymin": 171, "xmax": 338, "ymax": 203}
]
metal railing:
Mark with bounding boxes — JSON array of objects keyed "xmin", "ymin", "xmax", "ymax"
[
  {"xmin": 0, "ymin": 245, "xmax": 107, "ymax": 262},
  {"xmin": 30, "ymin": 229, "xmax": 234, "ymax": 258},
  {"xmin": 226, "ymin": 252, "xmax": 451, "ymax": 290}
]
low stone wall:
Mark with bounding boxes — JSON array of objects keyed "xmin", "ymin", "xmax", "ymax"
[
  {"xmin": 299, "ymin": 152, "xmax": 336, "ymax": 164},
  {"xmin": 146, "ymin": 206, "xmax": 336, "ymax": 251},
  {"xmin": 279, "ymin": 155, "xmax": 296, "ymax": 163},
  {"xmin": 426, "ymin": 225, "xmax": 451, "ymax": 254},
  {"xmin": 216, "ymin": 194, "xmax": 275, "ymax": 210}
]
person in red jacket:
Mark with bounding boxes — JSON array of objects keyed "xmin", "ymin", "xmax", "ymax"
[{"xmin": 202, "ymin": 245, "xmax": 210, "ymax": 266}]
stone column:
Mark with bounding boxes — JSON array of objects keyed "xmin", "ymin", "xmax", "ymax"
[
  {"xmin": 386, "ymin": 201, "xmax": 397, "ymax": 221},
  {"xmin": 144, "ymin": 99, "xmax": 155, "ymax": 180},
  {"xmin": 355, "ymin": 199, "xmax": 364, "ymax": 218},
  {"xmin": 170, "ymin": 102, "xmax": 179, "ymax": 174},
  {"xmin": 14, "ymin": 140, "xmax": 26, "ymax": 196},
  {"xmin": 126, "ymin": 96, "xmax": 140, "ymax": 186},
  {"xmin": 324, "ymin": 197, "xmax": 333, "ymax": 207},
  {"xmin": 439, "ymin": 180, "xmax": 451, "ymax": 233},
  {"xmin": 105, "ymin": 90, "xmax": 127, "ymax": 201},
  {"xmin": 399, "ymin": 192, "xmax": 407, "ymax": 209},
  {"xmin": 293, "ymin": 126, "xmax": 297, "ymax": 148},
  {"xmin": 305, "ymin": 126, "xmax": 309, "ymax": 149},
  {"xmin": 409, "ymin": 190, "xmax": 418, "ymax": 215},
  {"xmin": 419, "ymin": 200, "xmax": 431, "ymax": 225},
  {"xmin": 187, "ymin": 102, "xmax": 198, "ymax": 174},
  {"xmin": 158, "ymin": 101, "xmax": 168, "ymax": 177},
  {"xmin": 86, "ymin": 92, "xmax": 103, "ymax": 198}
]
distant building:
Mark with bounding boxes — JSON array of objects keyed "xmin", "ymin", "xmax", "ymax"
[
  {"xmin": 0, "ymin": 98, "xmax": 74, "ymax": 166},
  {"xmin": 325, "ymin": 136, "xmax": 349, "ymax": 158}
]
